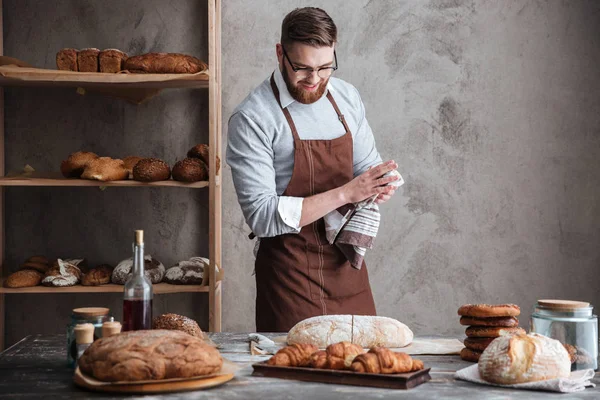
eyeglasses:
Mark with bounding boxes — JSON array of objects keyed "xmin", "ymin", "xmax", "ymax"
[{"xmin": 281, "ymin": 46, "xmax": 338, "ymax": 80}]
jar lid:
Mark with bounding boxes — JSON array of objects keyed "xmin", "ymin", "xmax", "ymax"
[
  {"xmin": 72, "ymin": 307, "xmax": 110, "ymax": 317},
  {"xmin": 538, "ymin": 299, "xmax": 590, "ymax": 310}
]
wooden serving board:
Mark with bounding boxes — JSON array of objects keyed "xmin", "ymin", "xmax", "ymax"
[
  {"xmin": 73, "ymin": 367, "xmax": 234, "ymax": 394},
  {"xmin": 252, "ymin": 362, "xmax": 431, "ymax": 390}
]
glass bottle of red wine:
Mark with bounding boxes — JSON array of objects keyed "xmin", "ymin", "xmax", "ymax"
[{"xmin": 122, "ymin": 230, "xmax": 153, "ymax": 331}]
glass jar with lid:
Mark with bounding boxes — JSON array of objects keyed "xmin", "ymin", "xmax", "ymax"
[
  {"xmin": 66, "ymin": 307, "xmax": 111, "ymax": 368},
  {"xmin": 530, "ymin": 299, "xmax": 597, "ymax": 371}
]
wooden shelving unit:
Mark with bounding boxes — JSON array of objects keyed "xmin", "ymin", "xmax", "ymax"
[{"xmin": 0, "ymin": 0, "xmax": 223, "ymax": 350}]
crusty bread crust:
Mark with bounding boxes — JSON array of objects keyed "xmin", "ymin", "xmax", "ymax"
[
  {"xmin": 460, "ymin": 347, "xmax": 481, "ymax": 362},
  {"xmin": 287, "ymin": 315, "xmax": 413, "ymax": 348},
  {"xmin": 458, "ymin": 304, "xmax": 520, "ymax": 318},
  {"xmin": 465, "ymin": 326, "xmax": 525, "ymax": 338},
  {"xmin": 459, "ymin": 316, "xmax": 519, "ymax": 327}
]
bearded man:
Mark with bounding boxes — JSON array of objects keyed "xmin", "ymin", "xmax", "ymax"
[{"xmin": 227, "ymin": 7, "xmax": 400, "ymax": 331}]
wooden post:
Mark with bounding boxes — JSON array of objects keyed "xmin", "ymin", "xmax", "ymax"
[
  {"xmin": 0, "ymin": 0, "xmax": 6, "ymax": 350},
  {"xmin": 208, "ymin": 0, "xmax": 222, "ymax": 332}
]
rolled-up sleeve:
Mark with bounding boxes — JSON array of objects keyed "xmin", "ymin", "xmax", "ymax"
[
  {"xmin": 352, "ymin": 87, "xmax": 383, "ymax": 177},
  {"xmin": 227, "ymin": 111, "xmax": 303, "ymax": 238}
]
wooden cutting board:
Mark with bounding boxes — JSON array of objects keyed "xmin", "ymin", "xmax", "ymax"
[
  {"xmin": 73, "ymin": 367, "xmax": 235, "ymax": 394},
  {"xmin": 252, "ymin": 362, "xmax": 431, "ymax": 390}
]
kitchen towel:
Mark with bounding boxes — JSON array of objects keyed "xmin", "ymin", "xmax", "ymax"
[
  {"xmin": 324, "ymin": 169, "xmax": 404, "ymax": 269},
  {"xmin": 455, "ymin": 364, "xmax": 596, "ymax": 393}
]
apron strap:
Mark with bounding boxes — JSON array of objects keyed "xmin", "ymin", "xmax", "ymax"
[
  {"xmin": 326, "ymin": 91, "xmax": 351, "ymax": 134},
  {"xmin": 270, "ymin": 74, "xmax": 301, "ymax": 142}
]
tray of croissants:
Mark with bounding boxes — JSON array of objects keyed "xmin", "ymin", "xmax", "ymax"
[{"xmin": 252, "ymin": 342, "xmax": 430, "ymax": 390}]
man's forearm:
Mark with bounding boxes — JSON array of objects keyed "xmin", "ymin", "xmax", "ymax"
[{"xmin": 299, "ymin": 186, "xmax": 347, "ymax": 227}]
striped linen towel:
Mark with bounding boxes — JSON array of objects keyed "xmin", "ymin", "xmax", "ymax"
[{"xmin": 324, "ymin": 170, "xmax": 404, "ymax": 269}]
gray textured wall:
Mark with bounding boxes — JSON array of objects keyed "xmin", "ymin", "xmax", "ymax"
[
  {"xmin": 221, "ymin": 0, "xmax": 600, "ymax": 335},
  {"xmin": 2, "ymin": 0, "xmax": 600, "ymax": 346}
]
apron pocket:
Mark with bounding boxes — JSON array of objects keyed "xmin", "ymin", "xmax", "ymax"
[{"xmin": 306, "ymin": 242, "xmax": 368, "ymax": 300}]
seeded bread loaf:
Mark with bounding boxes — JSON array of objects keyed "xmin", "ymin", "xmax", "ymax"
[
  {"xmin": 287, "ymin": 315, "xmax": 413, "ymax": 348},
  {"xmin": 152, "ymin": 313, "xmax": 203, "ymax": 338},
  {"xmin": 124, "ymin": 53, "xmax": 207, "ymax": 74}
]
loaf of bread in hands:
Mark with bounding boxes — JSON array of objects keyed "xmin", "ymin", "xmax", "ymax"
[
  {"xmin": 266, "ymin": 343, "xmax": 318, "ymax": 367},
  {"xmin": 350, "ymin": 347, "xmax": 424, "ymax": 374},
  {"xmin": 310, "ymin": 341, "xmax": 364, "ymax": 370}
]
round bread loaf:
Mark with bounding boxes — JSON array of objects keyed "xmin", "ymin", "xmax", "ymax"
[
  {"xmin": 152, "ymin": 313, "xmax": 203, "ymax": 337},
  {"xmin": 164, "ymin": 257, "xmax": 206, "ymax": 285},
  {"xmin": 460, "ymin": 347, "xmax": 482, "ymax": 362},
  {"xmin": 457, "ymin": 304, "xmax": 520, "ymax": 318},
  {"xmin": 81, "ymin": 264, "xmax": 113, "ymax": 286},
  {"xmin": 465, "ymin": 326, "xmax": 525, "ymax": 338},
  {"xmin": 4, "ymin": 269, "xmax": 43, "ymax": 288},
  {"xmin": 172, "ymin": 158, "xmax": 208, "ymax": 182},
  {"xmin": 42, "ymin": 260, "xmax": 82, "ymax": 287},
  {"xmin": 122, "ymin": 156, "xmax": 143, "ymax": 179},
  {"xmin": 27, "ymin": 255, "xmax": 49, "ymax": 265},
  {"xmin": 464, "ymin": 337, "xmax": 496, "ymax": 351},
  {"xmin": 459, "ymin": 316, "xmax": 519, "ymax": 327},
  {"xmin": 78, "ymin": 329, "xmax": 222, "ymax": 382},
  {"xmin": 60, "ymin": 151, "xmax": 99, "ymax": 178},
  {"xmin": 81, "ymin": 157, "xmax": 128, "ymax": 181},
  {"xmin": 187, "ymin": 144, "xmax": 220, "ymax": 174},
  {"xmin": 478, "ymin": 333, "xmax": 570, "ymax": 384},
  {"xmin": 20, "ymin": 261, "xmax": 49, "ymax": 273},
  {"xmin": 111, "ymin": 255, "xmax": 165, "ymax": 284},
  {"xmin": 132, "ymin": 158, "xmax": 171, "ymax": 182}
]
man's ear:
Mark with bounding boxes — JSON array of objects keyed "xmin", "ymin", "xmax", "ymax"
[{"xmin": 276, "ymin": 44, "xmax": 283, "ymax": 65}]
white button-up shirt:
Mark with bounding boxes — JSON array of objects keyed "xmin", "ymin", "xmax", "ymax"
[{"xmin": 226, "ymin": 66, "xmax": 384, "ymax": 238}]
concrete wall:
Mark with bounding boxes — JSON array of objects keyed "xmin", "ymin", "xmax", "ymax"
[
  {"xmin": 3, "ymin": 0, "xmax": 600, "ymax": 346},
  {"xmin": 221, "ymin": 0, "xmax": 600, "ymax": 335}
]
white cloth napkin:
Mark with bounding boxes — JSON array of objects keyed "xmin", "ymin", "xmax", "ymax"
[
  {"xmin": 323, "ymin": 170, "xmax": 404, "ymax": 269},
  {"xmin": 455, "ymin": 364, "xmax": 596, "ymax": 393}
]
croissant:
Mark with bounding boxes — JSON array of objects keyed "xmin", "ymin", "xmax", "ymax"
[
  {"xmin": 311, "ymin": 341, "xmax": 365, "ymax": 370},
  {"xmin": 350, "ymin": 347, "xmax": 424, "ymax": 374},
  {"xmin": 266, "ymin": 343, "xmax": 318, "ymax": 367}
]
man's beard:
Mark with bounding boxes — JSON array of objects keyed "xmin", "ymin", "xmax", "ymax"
[{"xmin": 282, "ymin": 66, "xmax": 328, "ymax": 105}]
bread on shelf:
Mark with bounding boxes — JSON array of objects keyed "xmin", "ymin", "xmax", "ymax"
[{"xmin": 99, "ymin": 49, "xmax": 128, "ymax": 73}]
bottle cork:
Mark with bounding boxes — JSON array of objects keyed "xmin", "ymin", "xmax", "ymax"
[
  {"xmin": 135, "ymin": 230, "xmax": 144, "ymax": 245},
  {"xmin": 102, "ymin": 321, "xmax": 122, "ymax": 337},
  {"xmin": 74, "ymin": 323, "xmax": 95, "ymax": 345}
]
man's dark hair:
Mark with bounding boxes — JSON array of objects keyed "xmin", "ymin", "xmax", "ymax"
[{"xmin": 281, "ymin": 7, "xmax": 337, "ymax": 47}]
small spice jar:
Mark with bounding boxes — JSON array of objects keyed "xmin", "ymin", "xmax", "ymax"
[
  {"xmin": 530, "ymin": 299, "xmax": 598, "ymax": 371},
  {"xmin": 66, "ymin": 307, "xmax": 111, "ymax": 368}
]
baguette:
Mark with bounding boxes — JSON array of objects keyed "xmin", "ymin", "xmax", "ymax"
[{"xmin": 287, "ymin": 315, "xmax": 413, "ymax": 348}]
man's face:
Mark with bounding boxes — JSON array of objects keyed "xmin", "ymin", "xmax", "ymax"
[{"xmin": 277, "ymin": 43, "xmax": 335, "ymax": 104}]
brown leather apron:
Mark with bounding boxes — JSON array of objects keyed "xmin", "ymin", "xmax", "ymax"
[{"xmin": 254, "ymin": 75, "xmax": 376, "ymax": 332}]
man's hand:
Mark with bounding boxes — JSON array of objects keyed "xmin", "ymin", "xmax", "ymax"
[
  {"xmin": 341, "ymin": 160, "xmax": 399, "ymax": 204},
  {"xmin": 374, "ymin": 186, "xmax": 396, "ymax": 205}
]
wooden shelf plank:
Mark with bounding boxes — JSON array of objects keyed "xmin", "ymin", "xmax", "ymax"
[
  {"xmin": 0, "ymin": 64, "xmax": 209, "ymax": 90},
  {"xmin": 0, "ymin": 172, "xmax": 214, "ymax": 188},
  {"xmin": 0, "ymin": 280, "xmax": 221, "ymax": 294}
]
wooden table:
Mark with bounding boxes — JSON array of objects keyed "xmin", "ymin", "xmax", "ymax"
[{"xmin": 0, "ymin": 332, "xmax": 598, "ymax": 399}]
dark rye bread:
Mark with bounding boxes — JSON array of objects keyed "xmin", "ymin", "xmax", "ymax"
[
  {"xmin": 132, "ymin": 158, "xmax": 171, "ymax": 182},
  {"xmin": 99, "ymin": 49, "xmax": 128, "ymax": 73},
  {"xmin": 78, "ymin": 329, "xmax": 222, "ymax": 382},
  {"xmin": 172, "ymin": 158, "xmax": 208, "ymax": 182},
  {"xmin": 111, "ymin": 255, "xmax": 165, "ymax": 284},
  {"xmin": 81, "ymin": 264, "xmax": 113, "ymax": 286},
  {"xmin": 77, "ymin": 48, "xmax": 100, "ymax": 72},
  {"xmin": 56, "ymin": 48, "xmax": 78, "ymax": 71},
  {"xmin": 152, "ymin": 313, "xmax": 203, "ymax": 338},
  {"xmin": 457, "ymin": 304, "xmax": 520, "ymax": 318}
]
